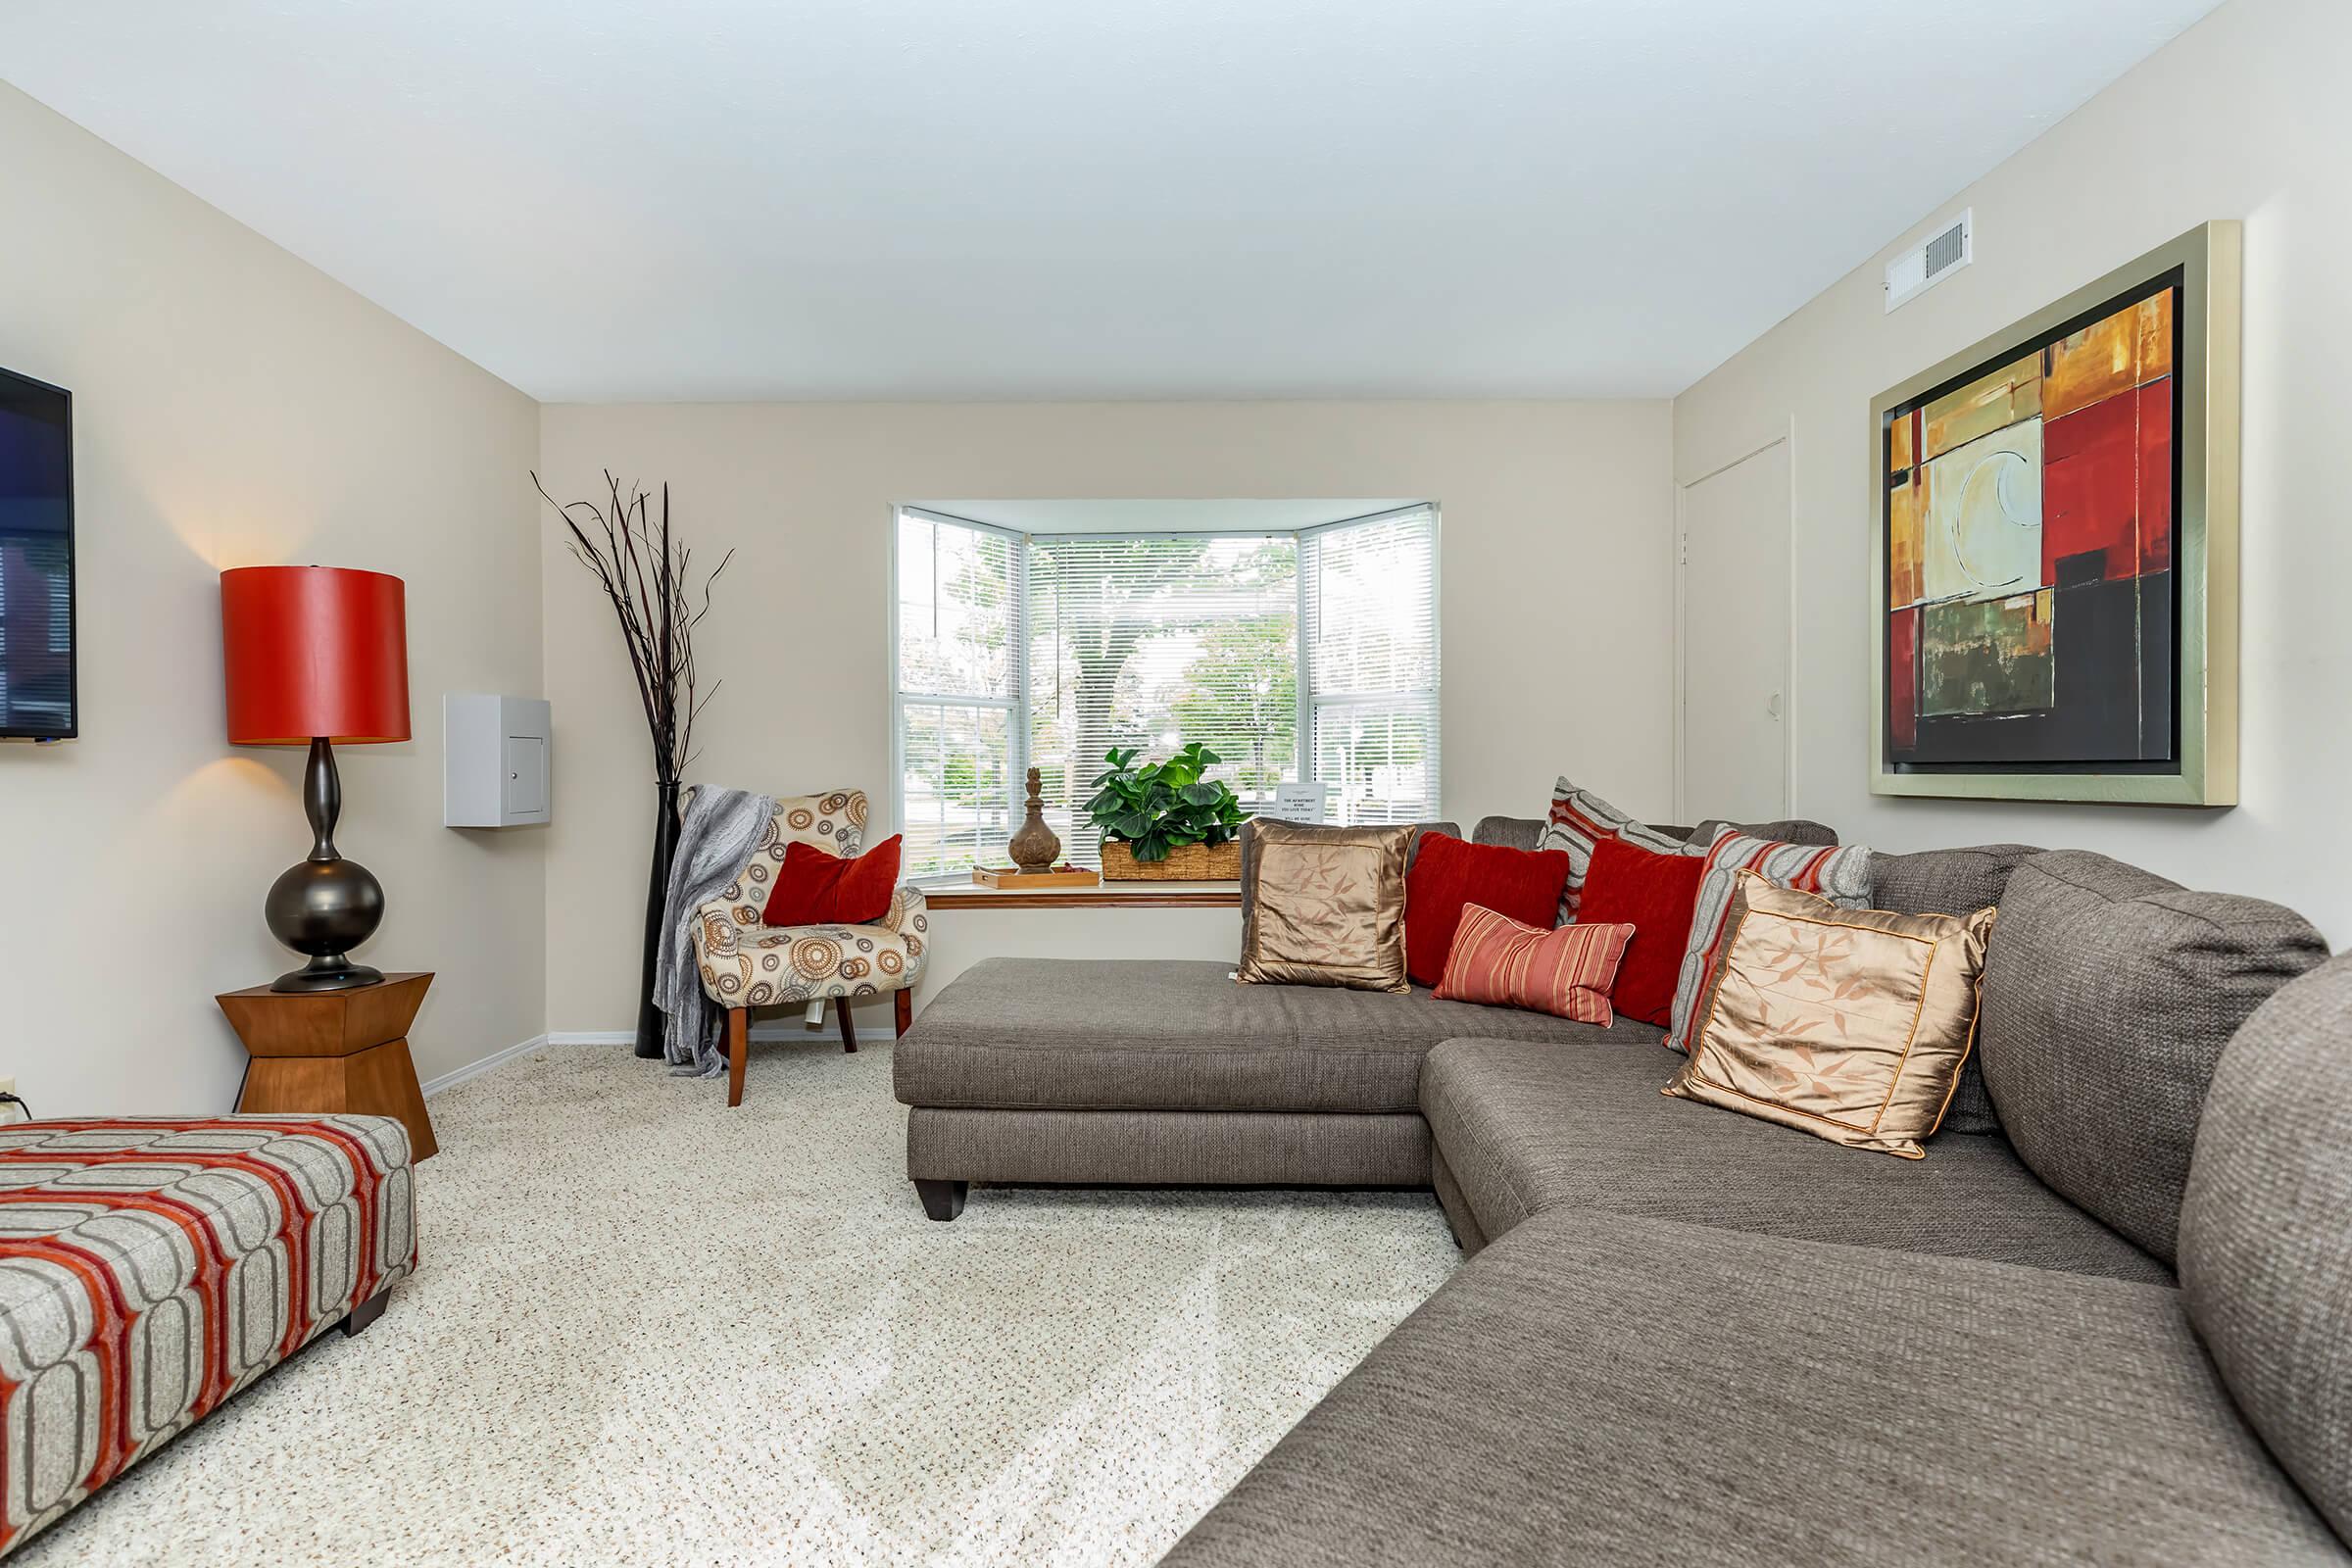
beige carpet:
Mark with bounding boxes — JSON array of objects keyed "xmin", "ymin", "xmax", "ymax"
[{"xmin": 20, "ymin": 1038, "xmax": 1457, "ymax": 1567}]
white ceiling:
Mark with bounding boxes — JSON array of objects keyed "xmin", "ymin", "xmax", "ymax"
[{"xmin": 0, "ymin": 0, "xmax": 2221, "ymax": 403}]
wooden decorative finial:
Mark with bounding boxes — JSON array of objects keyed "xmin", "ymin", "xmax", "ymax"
[{"xmin": 1007, "ymin": 764, "xmax": 1061, "ymax": 873}]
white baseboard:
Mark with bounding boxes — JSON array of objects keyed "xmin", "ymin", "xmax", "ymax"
[
  {"xmin": 420, "ymin": 1033, "xmax": 555, "ymax": 1099},
  {"xmin": 420, "ymin": 1020, "xmax": 895, "ymax": 1102}
]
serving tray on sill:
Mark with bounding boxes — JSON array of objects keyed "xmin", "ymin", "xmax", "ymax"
[{"xmin": 970, "ymin": 865, "xmax": 1102, "ymax": 890}]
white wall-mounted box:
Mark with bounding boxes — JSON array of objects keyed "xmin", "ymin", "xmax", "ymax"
[{"xmin": 444, "ymin": 694, "xmax": 551, "ymax": 827}]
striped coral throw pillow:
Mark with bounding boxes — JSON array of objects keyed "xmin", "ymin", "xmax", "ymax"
[{"xmin": 1434, "ymin": 904, "xmax": 1636, "ymax": 1024}]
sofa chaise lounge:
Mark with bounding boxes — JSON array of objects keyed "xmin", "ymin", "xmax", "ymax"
[
  {"xmin": 895, "ymin": 815, "xmax": 2352, "ymax": 1561},
  {"xmin": 894, "ymin": 815, "xmax": 1833, "ymax": 1218}
]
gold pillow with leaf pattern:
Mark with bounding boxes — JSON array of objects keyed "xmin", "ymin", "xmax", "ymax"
[
  {"xmin": 1664, "ymin": 871, "xmax": 1996, "ymax": 1158},
  {"xmin": 1237, "ymin": 820, "xmax": 1413, "ymax": 994}
]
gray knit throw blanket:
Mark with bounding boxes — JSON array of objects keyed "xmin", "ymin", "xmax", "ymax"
[{"xmin": 652, "ymin": 786, "xmax": 777, "ymax": 1077}]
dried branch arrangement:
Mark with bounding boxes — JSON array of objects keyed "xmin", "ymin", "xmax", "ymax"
[{"xmin": 533, "ymin": 470, "xmax": 733, "ymax": 783}]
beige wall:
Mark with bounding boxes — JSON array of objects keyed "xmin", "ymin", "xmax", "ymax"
[
  {"xmin": 0, "ymin": 83, "xmax": 547, "ymax": 1111},
  {"xmin": 13, "ymin": 0, "xmax": 2330, "ymax": 1101},
  {"xmin": 1673, "ymin": 0, "xmax": 2351, "ymax": 944},
  {"xmin": 538, "ymin": 401, "xmax": 1675, "ymax": 1030}
]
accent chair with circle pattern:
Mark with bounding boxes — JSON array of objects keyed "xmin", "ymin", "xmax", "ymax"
[{"xmin": 689, "ymin": 789, "xmax": 928, "ymax": 1105}]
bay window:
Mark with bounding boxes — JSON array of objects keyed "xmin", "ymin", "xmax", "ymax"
[{"xmin": 891, "ymin": 504, "xmax": 1439, "ymax": 880}]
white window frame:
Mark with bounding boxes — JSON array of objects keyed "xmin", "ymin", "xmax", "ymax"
[
  {"xmin": 889, "ymin": 503, "xmax": 1441, "ymax": 883},
  {"xmin": 889, "ymin": 507, "xmax": 1028, "ymax": 884},
  {"xmin": 1300, "ymin": 504, "xmax": 1445, "ymax": 827}
]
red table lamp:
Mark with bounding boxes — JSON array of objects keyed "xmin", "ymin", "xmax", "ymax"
[{"xmin": 221, "ymin": 565, "xmax": 411, "ymax": 992}]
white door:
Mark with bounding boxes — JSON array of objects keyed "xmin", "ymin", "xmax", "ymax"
[{"xmin": 1680, "ymin": 439, "xmax": 1790, "ymax": 824}]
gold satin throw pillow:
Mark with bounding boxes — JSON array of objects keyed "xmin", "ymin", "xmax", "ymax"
[
  {"xmin": 1237, "ymin": 820, "xmax": 1413, "ymax": 994},
  {"xmin": 1664, "ymin": 872, "xmax": 1996, "ymax": 1158}
]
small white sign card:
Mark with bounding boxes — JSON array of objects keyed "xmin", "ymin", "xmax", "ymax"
[{"xmin": 1273, "ymin": 781, "xmax": 1332, "ymax": 823}]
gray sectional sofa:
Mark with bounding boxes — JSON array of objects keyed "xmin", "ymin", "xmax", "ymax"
[
  {"xmin": 898, "ymin": 815, "xmax": 1832, "ymax": 1216},
  {"xmin": 893, "ymin": 815, "xmax": 2352, "ymax": 1562}
]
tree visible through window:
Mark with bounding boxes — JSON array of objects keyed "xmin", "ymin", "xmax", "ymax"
[
  {"xmin": 893, "ymin": 507, "xmax": 1437, "ymax": 879},
  {"xmin": 1028, "ymin": 534, "xmax": 1298, "ymax": 860}
]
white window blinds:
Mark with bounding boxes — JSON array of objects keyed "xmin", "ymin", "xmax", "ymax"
[
  {"xmin": 891, "ymin": 505, "xmax": 1439, "ymax": 879},
  {"xmin": 1302, "ymin": 507, "xmax": 1441, "ymax": 826},
  {"xmin": 1026, "ymin": 534, "xmax": 1299, "ymax": 868},
  {"xmin": 894, "ymin": 509, "xmax": 1022, "ymax": 880}
]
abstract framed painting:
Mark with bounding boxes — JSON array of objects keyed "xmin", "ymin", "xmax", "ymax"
[{"xmin": 1870, "ymin": 221, "xmax": 2240, "ymax": 805}]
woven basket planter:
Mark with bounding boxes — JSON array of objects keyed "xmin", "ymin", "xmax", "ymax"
[{"xmin": 1100, "ymin": 839, "xmax": 1243, "ymax": 881}]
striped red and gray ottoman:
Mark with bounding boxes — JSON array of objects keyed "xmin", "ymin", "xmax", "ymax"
[{"xmin": 0, "ymin": 1115, "xmax": 417, "ymax": 1557}]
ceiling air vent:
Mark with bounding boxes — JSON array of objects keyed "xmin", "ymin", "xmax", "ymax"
[{"xmin": 1885, "ymin": 210, "xmax": 1972, "ymax": 313}]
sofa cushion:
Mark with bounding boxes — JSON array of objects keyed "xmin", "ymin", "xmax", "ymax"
[
  {"xmin": 1432, "ymin": 906, "xmax": 1632, "ymax": 1024},
  {"xmin": 1238, "ymin": 821, "xmax": 1414, "ymax": 994},
  {"xmin": 1572, "ymin": 835, "xmax": 1705, "ymax": 1026},
  {"xmin": 1429, "ymin": 1143, "xmax": 1488, "ymax": 1254},
  {"xmin": 1870, "ymin": 842, "xmax": 2041, "ymax": 916},
  {"xmin": 1537, "ymin": 778, "xmax": 1699, "ymax": 921},
  {"xmin": 1869, "ymin": 843, "xmax": 2042, "ymax": 1134},
  {"xmin": 1980, "ymin": 851, "xmax": 2328, "ymax": 1265},
  {"xmin": 1420, "ymin": 1036, "xmax": 2167, "ymax": 1281},
  {"xmin": 1662, "ymin": 826, "xmax": 1874, "ymax": 1053},
  {"xmin": 1688, "ymin": 816, "xmax": 1839, "ymax": 848},
  {"xmin": 1475, "ymin": 814, "xmax": 1836, "ymax": 857},
  {"xmin": 1158, "ymin": 1212, "xmax": 2342, "ymax": 1568},
  {"xmin": 1238, "ymin": 817, "xmax": 1456, "ymax": 932},
  {"xmin": 1401, "ymin": 831, "xmax": 1571, "ymax": 987},
  {"xmin": 1469, "ymin": 814, "xmax": 1544, "ymax": 853},
  {"xmin": 2180, "ymin": 953, "xmax": 2352, "ymax": 1544},
  {"xmin": 906, "ymin": 1106, "xmax": 1434, "ymax": 1188},
  {"xmin": 894, "ymin": 958, "xmax": 1658, "ymax": 1115},
  {"xmin": 1664, "ymin": 874, "xmax": 1996, "ymax": 1160}
]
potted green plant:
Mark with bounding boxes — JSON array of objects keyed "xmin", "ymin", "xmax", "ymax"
[{"xmin": 1084, "ymin": 743, "xmax": 1251, "ymax": 881}]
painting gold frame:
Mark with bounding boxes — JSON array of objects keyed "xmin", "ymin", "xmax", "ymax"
[{"xmin": 1868, "ymin": 220, "xmax": 2239, "ymax": 805}]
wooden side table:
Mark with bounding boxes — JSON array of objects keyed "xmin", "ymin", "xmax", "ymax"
[{"xmin": 217, "ymin": 971, "xmax": 438, "ymax": 1161}]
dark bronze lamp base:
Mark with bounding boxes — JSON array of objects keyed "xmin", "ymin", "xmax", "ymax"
[
  {"xmin": 271, "ymin": 954, "xmax": 386, "ymax": 994},
  {"xmin": 265, "ymin": 738, "xmax": 389, "ymax": 993}
]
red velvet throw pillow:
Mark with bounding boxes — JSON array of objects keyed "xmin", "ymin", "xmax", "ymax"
[
  {"xmin": 1403, "ymin": 832, "xmax": 1573, "ymax": 988},
  {"xmin": 1575, "ymin": 834, "xmax": 1706, "ymax": 1028},
  {"xmin": 761, "ymin": 835, "xmax": 903, "ymax": 927}
]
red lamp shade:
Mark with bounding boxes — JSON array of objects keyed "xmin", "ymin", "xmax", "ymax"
[{"xmin": 221, "ymin": 566, "xmax": 411, "ymax": 745}]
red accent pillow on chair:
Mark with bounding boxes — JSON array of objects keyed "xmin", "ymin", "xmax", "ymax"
[
  {"xmin": 1402, "ymin": 832, "xmax": 1573, "ymax": 988},
  {"xmin": 762, "ymin": 835, "xmax": 902, "ymax": 927},
  {"xmin": 1575, "ymin": 834, "xmax": 1705, "ymax": 1027}
]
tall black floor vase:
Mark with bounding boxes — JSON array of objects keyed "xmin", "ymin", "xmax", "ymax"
[{"xmin": 634, "ymin": 780, "xmax": 685, "ymax": 1059}]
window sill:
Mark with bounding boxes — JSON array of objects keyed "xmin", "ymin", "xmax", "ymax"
[{"xmin": 922, "ymin": 880, "xmax": 1241, "ymax": 910}]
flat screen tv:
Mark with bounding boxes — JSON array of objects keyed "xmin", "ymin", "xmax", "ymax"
[{"xmin": 0, "ymin": 368, "xmax": 74, "ymax": 740}]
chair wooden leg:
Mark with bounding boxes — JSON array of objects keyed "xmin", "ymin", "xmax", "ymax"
[
  {"xmin": 836, "ymin": 999, "xmax": 858, "ymax": 1054},
  {"xmin": 726, "ymin": 1007, "xmax": 748, "ymax": 1107},
  {"xmin": 895, "ymin": 989, "xmax": 912, "ymax": 1038}
]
